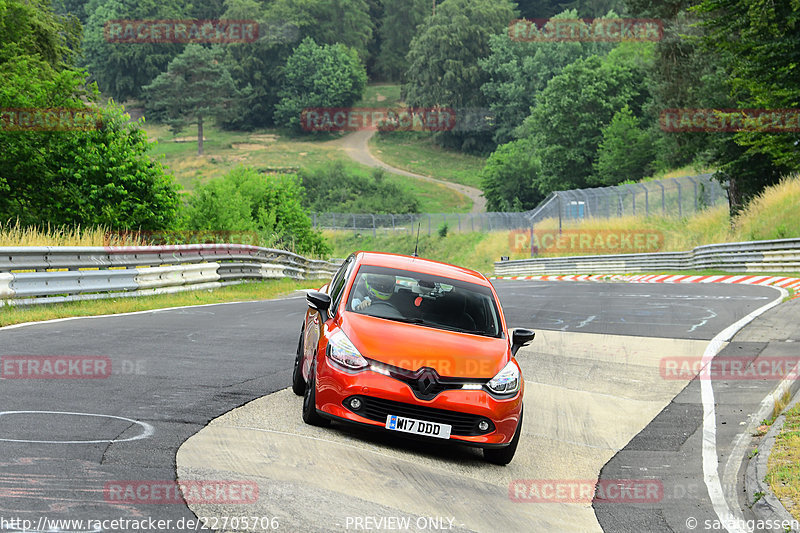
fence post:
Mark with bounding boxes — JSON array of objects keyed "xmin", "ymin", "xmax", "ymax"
[
  {"xmin": 391, "ymin": 214, "xmax": 395, "ymax": 231},
  {"xmin": 371, "ymin": 214, "xmax": 376, "ymax": 237},
  {"xmin": 557, "ymin": 194, "xmax": 562, "ymax": 233},
  {"xmin": 671, "ymin": 178, "xmax": 682, "ymax": 217},
  {"xmin": 638, "ymin": 183, "xmax": 649, "ymax": 215},
  {"xmin": 428, "ymin": 214, "xmax": 432, "ymax": 235}
]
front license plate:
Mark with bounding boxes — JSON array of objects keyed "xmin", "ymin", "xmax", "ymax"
[{"xmin": 385, "ymin": 415, "xmax": 451, "ymax": 439}]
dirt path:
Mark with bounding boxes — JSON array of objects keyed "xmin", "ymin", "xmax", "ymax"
[{"xmin": 328, "ymin": 129, "xmax": 486, "ymax": 213}]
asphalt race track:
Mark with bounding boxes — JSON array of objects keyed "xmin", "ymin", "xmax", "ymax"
[{"xmin": 0, "ymin": 280, "xmax": 787, "ymax": 532}]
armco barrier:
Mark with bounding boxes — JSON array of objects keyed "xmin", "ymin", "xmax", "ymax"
[
  {"xmin": 495, "ymin": 238, "xmax": 800, "ymax": 276},
  {"xmin": 0, "ymin": 244, "xmax": 340, "ymax": 306}
]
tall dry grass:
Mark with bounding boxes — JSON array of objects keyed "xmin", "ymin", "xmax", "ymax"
[
  {"xmin": 0, "ymin": 221, "xmax": 149, "ymax": 247},
  {"xmin": 733, "ymin": 174, "xmax": 800, "ymax": 241},
  {"xmin": 0, "ymin": 221, "xmax": 107, "ymax": 247}
]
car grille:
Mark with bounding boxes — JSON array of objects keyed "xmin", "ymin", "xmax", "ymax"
[
  {"xmin": 344, "ymin": 395, "xmax": 495, "ymax": 436},
  {"xmin": 369, "ymin": 360, "xmax": 486, "ymax": 401}
]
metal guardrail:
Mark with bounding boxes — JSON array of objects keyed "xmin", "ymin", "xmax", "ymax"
[
  {"xmin": 494, "ymin": 238, "xmax": 800, "ymax": 276},
  {"xmin": 0, "ymin": 244, "xmax": 340, "ymax": 306}
]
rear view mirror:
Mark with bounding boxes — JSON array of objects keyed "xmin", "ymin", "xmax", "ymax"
[
  {"xmin": 306, "ymin": 291, "xmax": 331, "ymax": 312},
  {"xmin": 511, "ymin": 328, "xmax": 536, "ymax": 356}
]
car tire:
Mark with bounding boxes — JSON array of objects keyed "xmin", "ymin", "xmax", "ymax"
[
  {"xmin": 483, "ymin": 406, "xmax": 523, "ymax": 465},
  {"xmin": 292, "ymin": 328, "xmax": 306, "ymax": 396},
  {"xmin": 302, "ymin": 360, "xmax": 330, "ymax": 427}
]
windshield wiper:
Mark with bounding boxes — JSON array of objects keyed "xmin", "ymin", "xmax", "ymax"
[{"xmin": 382, "ymin": 316, "xmax": 425, "ymax": 324}]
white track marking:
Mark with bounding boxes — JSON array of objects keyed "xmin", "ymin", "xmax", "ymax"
[
  {"xmin": 699, "ymin": 285, "xmax": 787, "ymax": 533},
  {"xmin": 0, "ymin": 411, "xmax": 154, "ymax": 444}
]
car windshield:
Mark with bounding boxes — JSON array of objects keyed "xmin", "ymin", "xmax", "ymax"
[{"xmin": 346, "ymin": 265, "xmax": 503, "ymax": 338}]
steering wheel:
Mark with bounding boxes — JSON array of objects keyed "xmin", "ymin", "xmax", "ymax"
[{"xmin": 367, "ymin": 301, "xmax": 404, "ymax": 319}]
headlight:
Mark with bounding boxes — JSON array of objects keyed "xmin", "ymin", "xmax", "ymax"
[
  {"xmin": 486, "ymin": 360, "xmax": 520, "ymax": 395},
  {"xmin": 326, "ymin": 330, "xmax": 368, "ymax": 370}
]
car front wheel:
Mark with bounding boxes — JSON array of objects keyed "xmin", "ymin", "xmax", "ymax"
[
  {"xmin": 292, "ymin": 328, "xmax": 306, "ymax": 396},
  {"xmin": 302, "ymin": 360, "xmax": 330, "ymax": 427},
  {"xmin": 483, "ymin": 406, "xmax": 523, "ymax": 465}
]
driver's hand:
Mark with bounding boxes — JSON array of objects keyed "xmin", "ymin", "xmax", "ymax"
[{"xmin": 356, "ymin": 297, "xmax": 372, "ymax": 310}]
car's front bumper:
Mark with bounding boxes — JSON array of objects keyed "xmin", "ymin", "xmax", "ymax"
[{"xmin": 315, "ymin": 355, "xmax": 523, "ymax": 446}]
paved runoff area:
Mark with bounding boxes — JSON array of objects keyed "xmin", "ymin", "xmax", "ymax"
[{"xmin": 177, "ymin": 331, "xmax": 714, "ymax": 532}]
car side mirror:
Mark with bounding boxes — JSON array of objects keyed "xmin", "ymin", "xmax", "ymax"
[
  {"xmin": 306, "ymin": 291, "xmax": 331, "ymax": 312},
  {"xmin": 511, "ymin": 328, "xmax": 536, "ymax": 356}
]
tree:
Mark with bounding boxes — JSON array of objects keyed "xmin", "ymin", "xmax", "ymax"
[
  {"xmin": 1, "ymin": 0, "xmax": 181, "ymax": 229},
  {"xmin": 479, "ymin": 9, "xmax": 615, "ymax": 144},
  {"xmin": 373, "ymin": 0, "xmax": 428, "ymax": 81},
  {"xmin": 517, "ymin": 44, "xmax": 653, "ymax": 195},
  {"xmin": 480, "ymin": 139, "xmax": 542, "ymax": 211},
  {"xmin": 594, "ymin": 105, "xmax": 655, "ymax": 185},
  {"xmin": 268, "ymin": 0, "xmax": 374, "ymax": 63},
  {"xmin": 403, "ymin": 0, "xmax": 517, "ymax": 109},
  {"xmin": 184, "ymin": 166, "xmax": 330, "ymax": 255},
  {"xmin": 299, "ymin": 162, "xmax": 420, "ymax": 213},
  {"xmin": 1, "ymin": 103, "xmax": 181, "ymax": 229},
  {"xmin": 693, "ymin": 0, "xmax": 800, "ymax": 212},
  {"xmin": 1, "ymin": 0, "xmax": 82, "ymax": 70},
  {"xmin": 81, "ymin": 0, "xmax": 186, "ymax": 101},
  {"xmin": 51, "ymin": 0, "xmax": 90, "ymax": 23},
  {"xmin": 273, "ymin": 37, "xmax": 366, "ymax": 132},
  {"xmin": 143, "ymin": 44, "xmax": 244, "ymax": 155}
]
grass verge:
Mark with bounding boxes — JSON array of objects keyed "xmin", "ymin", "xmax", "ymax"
[
  {"xmin": 766, "ymin": 401, "xmax": 800, "ymax": 521},
  {"xmin": 353, "ymin": 84, "xmax": 403, "ymax": 107},
  {"xmin": 370, "ymin": 131, "xmax": 487, "ymax": 189},
  {"xmin": 141, "ymin": 120, "xmax": 470, "ymax": 213},
  {"xmin": 0, "ymin": 279, "xmax": 317, "ymax": 327}
]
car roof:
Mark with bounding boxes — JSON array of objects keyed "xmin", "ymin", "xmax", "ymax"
[{"xmin": 353, "ymin": 251, "xmax": 491, "ymax": 286}]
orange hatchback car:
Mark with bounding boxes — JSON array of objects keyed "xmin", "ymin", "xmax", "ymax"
[{"xmin": 292, "ymin": 252, "xmax": 535, "ymax": 464}]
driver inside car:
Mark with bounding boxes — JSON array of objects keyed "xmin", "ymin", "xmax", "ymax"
[{"xmin": 351, "ymin": 273, "xmax": 397, "ymax": 311}]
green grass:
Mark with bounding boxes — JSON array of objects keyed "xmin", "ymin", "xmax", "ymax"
[
  {"xmin": 0, "ymin": 279, "xmax": 316, "ymax": 327},
  {"xmin": 143, "ymin": 122, "xmax": 347, "ymax": 192},
  {"xmin": 370, "ymin": 131, "xmax": 487, "ymax": 189},
  {"xmin": 141, "ymin": 121, "xmax": 468, "ymax": 212},
  {"xmin": 354, "ymin": 83, "xmax": 403, "ymax": 107},
  {"xmin": 324, "ymin": 230, "xmax": 512, "ymax": 274},
  {"xmin": 766, "ymin": 402, "xmax": 800, "ymax": 522}
]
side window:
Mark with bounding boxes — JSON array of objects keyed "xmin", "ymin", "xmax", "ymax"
[
  {"xmin": 327, "ymin": 262, "xmax": 347, "ymax": 298},
  {"xmin": 327, "ymin": 256, "xmax": 354, "ymax": 312},
  {"xmin": 330, "ymin": 259, "xmax": 355, "ymax": 313}
]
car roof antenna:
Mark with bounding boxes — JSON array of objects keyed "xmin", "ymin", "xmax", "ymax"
[{"xmin": 412, "ymin": 223, "xmax": 421, "ymax": 257}]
